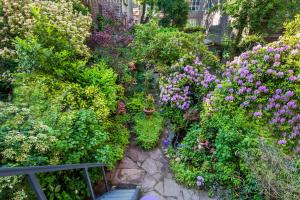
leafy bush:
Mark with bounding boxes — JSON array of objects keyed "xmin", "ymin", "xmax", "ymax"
[
  {"xmin": 0, "ymin": 73, "xmax": 129, "ymax": 199},
  {"xmin": 130, "ymin": 21, "xmax": 218, "ymax": 74},
  {"xmin": 134, "ymin": 112, "xmax": 164, "ymax": 150},
  {"xmin": 0, "ymin": 0, "xmax": 91, "ymax": 59},
  {"xmin": 284, "ymin": 14, "xmax": 300, "ymax": 38},
  {"xmin": 238, "ymin": 35, "xmax": 265, "ymax": 52},
  {"xmin": 183, "ymin": 26, "xmax": 206, "ymax": 34},
  {"xmin": 170, "ymin": 108, "xmax": 264, "ymax": 199},
  {"xmin": 242, "ymin": 140, "xmax": 300, "ymax": 200}
]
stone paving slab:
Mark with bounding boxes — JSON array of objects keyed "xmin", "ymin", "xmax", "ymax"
[{"xmin": 109, "ymin": 133, "xmax": 214, "ymax": 200}]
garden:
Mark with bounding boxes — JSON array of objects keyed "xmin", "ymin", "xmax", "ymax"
[{"xmin": 0, "ymin": 0, "xmax": 300, "ymax": 199}]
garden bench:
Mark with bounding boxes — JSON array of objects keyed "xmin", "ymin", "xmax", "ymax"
[{"xmin": 0, "ymin": 163, "xmax": 140, "ymax": 200}]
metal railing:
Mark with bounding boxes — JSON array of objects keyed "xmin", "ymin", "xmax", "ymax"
[{"xmin": 0, "ymin": 163, "xmax": 109, "ymax": 200}]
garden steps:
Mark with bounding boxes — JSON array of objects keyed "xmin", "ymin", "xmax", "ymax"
[{"xmin": 97, "ymin": 188, "xmax": 139, "ymax": 200}]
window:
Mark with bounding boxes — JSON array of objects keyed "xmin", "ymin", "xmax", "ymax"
[{"xmin": 190, "ymin": 0, "xmax": 201, "ymax": 11}]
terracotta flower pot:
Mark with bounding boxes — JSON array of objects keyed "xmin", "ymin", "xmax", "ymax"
[{"xmin": 143, "ymin": 108, "xmax": 155, "ymax": 117}]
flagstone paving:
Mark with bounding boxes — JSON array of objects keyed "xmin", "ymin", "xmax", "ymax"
[{"xmin": 108, "ymin": 134, "xmax": 214, "ymax": 200}]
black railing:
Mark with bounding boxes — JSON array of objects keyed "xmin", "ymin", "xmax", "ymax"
[{"xmin": 0, "ymin": 163, "xmax": 109, "ymax": 200}]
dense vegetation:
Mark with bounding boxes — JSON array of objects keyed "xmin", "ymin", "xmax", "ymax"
[{"xmin": 0, "ymin": 0, "xmax": 300, "ymax": 200}]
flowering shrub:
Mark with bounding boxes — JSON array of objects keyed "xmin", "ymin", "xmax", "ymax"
[
  {"xmin": 0, "ymin": 0, "xmax": 91, "ymax": 59},
  {"xmin": 160, "ymin": 55, "xmax": 219, "ymax": 110},
  {"xmin": 215, "ymin": 36, "xmax": 300, "ymax": 152}
]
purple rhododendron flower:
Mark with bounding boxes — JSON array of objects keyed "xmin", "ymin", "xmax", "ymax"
[
  {"xmin": 253, "ymin": 111, "xmax": 262, "ymax": 117},
  {"xmin": 278, "ymin": 139, "xmax": 287, "ymax": 145},
  {"xmin": 225, "ymin": 95, "xmax": 234, "ymax": 101},
  {"xmin": 264, "ymin": 55, "xmax": 270, "ymax": 61},
  {"xmin": 274, "ymin": 54, "xmax": 281, "ymax": 60},
  {"xmin": 289, "ymin": 76, "xmax": 297, "ymax": 82},
  {"xmin": 273, "ymin": 61, "xmax": 281, "ymax": 66},
  {"xmin": 276, "ymin": 89, "xmax": 282, "ymax": 94}
]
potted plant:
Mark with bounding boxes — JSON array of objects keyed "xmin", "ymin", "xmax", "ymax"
[{"xmin": 143, "ymin": 94, "xmax": 155, "ymax": 117}]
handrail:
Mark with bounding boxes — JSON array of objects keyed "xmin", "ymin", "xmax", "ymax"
[
  {"xmin": 0, "ymin": 163, "xmax": 105, "ymax": 176},
  {"xmin": 0, "ymin": 163, "xmax": 109, "ymax": 200}
]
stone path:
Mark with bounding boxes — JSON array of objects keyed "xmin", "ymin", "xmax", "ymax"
[{"xmin": 108, "ymin": 136, "xmax": 214, "ymax": 200}]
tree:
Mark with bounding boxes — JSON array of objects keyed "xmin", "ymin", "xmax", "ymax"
[
  {"xmin": 157, "ymin": 0, "xmax": 189, "ymax": 28},
  {"xmin": 135, "ymin": 0, "xmax": 156, "ymax": 23},
  {"xmin": 223, "ymin": 0, "xmax": 300, "ymax": 53}
]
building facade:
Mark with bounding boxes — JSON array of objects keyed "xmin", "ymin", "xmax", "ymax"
[{"xmin": 82, "ymin": 0, "xmax": 133, "ymax": 20}]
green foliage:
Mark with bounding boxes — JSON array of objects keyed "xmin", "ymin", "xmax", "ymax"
[
  {"xmin": 126, "ymin": 92, "xmax": 146, "ymax": 114},
  {"xmin": 242, "ymin": 141, "xmax": 300, "ymax": 199},
  {"xmin": 0, "ymin": 0, "xmax": 91, "ymax": 59},
  {"xmin": 157, "ymin": 0, "xmax": 189, "ymax": 28},
  {"xmin": 131, "ymin": 21, "xmax": 218, "ymax": 74},
  {"xmin": 223, "ymin": 0, "xmax": 300, "ymax": 35},
  {"xmin": 183, "ymin": 26, "xmax": 206, "ymax": 34},
  {"xmin": 80, "ymin": 61, "xmax": 123, "ymax": 109},
  {"xmin": 238, "ymin": 34, "xmax": 265, "ymax": 52},
  {"xmin": 284, "ymin": 14, "xmax": 300, "ymax": 36},
  {"xmin": 170, "ymin": 108, "xmax": 264, "ymax": 199},
  {"xmin": 134, "ymin": 112, "xmax": 164, "ymax": 150},
  {"xmin": 0, "ymin": 72, "xmax": 129, "ymax": 199},
  {"xmin": 15, "ymin": 13, "xmax": 87, "ymax": 81}
]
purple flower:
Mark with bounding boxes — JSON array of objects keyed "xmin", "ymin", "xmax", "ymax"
[
  {"xmin": 241, "ymin": 52, "xmax": 249, "ymax": 60},
  {"xmin": 253, "ymin": 111, "xmax": 262, "ymax": 117},
  {"xmin": 274, "ymin": 54, "xmax": 281, "ymax": 60},
  {"xmin": 225, "ymin": 95, "xmax": 234, "ymax": 101},
  {"xmin": 287, "ymin": 101, "xmax": 297, "ymax": 109},
  {"xmin": 217, "ymin": 84, "xmax": 222, "ymax": 89},
  {"xmin": 276, "ymin": 72, "xmax": 284, "ymax": 77},
  {"xmin": 289, "ymin": 76, "xmax": 297, "ymax": 82},
  {"xmin": 275, "ymin": 89, "xmax": 282, "ymax": 94},
  {"xmin": 264, "ymin": 55, "xmax": 270, "ymax": 61},
  {"xmin": 258, "ymin": 86, "xmax": 268, "ymax": 93},
  {"xmin": 163, "ymin": 138, "xmax": 169, "ymax": 148},
  {"xmin": 286, "ymin": 91, "xmax": 294, "ymax": 97},
  {"xmin": 278, "ymin": 139, "xmax": 287, "ymax": 145},
  {"xmin": 273, "ymin": 61, "xmax": 281, "ymax": 66},
  {"xmin": 229, "ymin": 88, "xmax": 234, "ymax": 93},
  {"xmin": 196, "ymin": 176, "xmax": 204, "ymax": 187},
  {"xmin": 255, "ymin": 81, "xmax": 261, "ymax": 86}
]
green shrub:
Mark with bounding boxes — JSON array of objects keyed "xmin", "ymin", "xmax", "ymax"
[
  {"xmin": 126, "ymin": 92, "xmax": 146, "ymax": 114},
  {"xmin": 0, "ymin": 73, "xmax": 129, "ymax": 199},
  {"xmin": 130, "ymin": 21, "xmax": 218, "ymax": 74},
  {"xmin": 242, "ymin": 141, "xmax": 300, "ymax": 199},
  {"xmin": 183, "ymin": 26, "xmax": 206, "ymax": 34},
  {"xmin": 169, "ymin": 108, "xmax": 264, "ymax": 199},
  {"xmin": 0, "ymin": 0, "xmax": 91, "ymax": 59},
  {"xmin": 134, "ymin": 112, "xmax": 164, "ymax": 150},
  {"xmin": 238, "ymin": 34, "xmax": 265, "ymax": 52}
]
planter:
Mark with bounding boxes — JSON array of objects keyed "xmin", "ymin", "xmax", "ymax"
[{"xmin": 143, "ymin": 108, "xmax": 155, "ymax": 117}]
